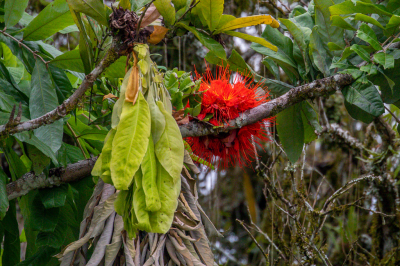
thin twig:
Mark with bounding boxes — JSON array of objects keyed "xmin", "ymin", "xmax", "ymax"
[
  {"xmin": 1, "ymin": 29, "xmax": 48, "ymax": 65},
  {"xmin": 135, "ymin": 0, "xmax": 155, "ymax": 41},
  {"xmin": 66, "ymin": 122, "xmax": 88, "ymax": 159},
  {"xmin": 237, "ymin": 219, "xmax": 269, "ymax": 263}
]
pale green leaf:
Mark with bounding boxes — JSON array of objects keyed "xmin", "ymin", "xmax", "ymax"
[
  {"xmin": 215, "ymin": 15, "xmax": 279, "ymax": 34},
  {"xmin": 155, "ymin": 101, "xmax": 184, "ymax": 183},
  {"xmin": 110, "ymin": 94, "xmax": 151, "ymax": 190},
  {"xmin": 354, "ymin": 13, "xmax": 384, "ymax": 29},
  {"xmin": 373, "ymin": 52, "xmax": 394, "ymax": 69},
  {"xmin": 141, "ymin": 135, "xmax": 161, "ymax": 212}
]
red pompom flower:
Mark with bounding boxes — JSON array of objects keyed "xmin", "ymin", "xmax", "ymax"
[{"xmin": 185, "ymin": 65, "xmax": 274, "ymax": 169}]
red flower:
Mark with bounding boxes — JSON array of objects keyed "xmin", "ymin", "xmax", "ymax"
[{"xmin": 185, "ymin": 65, "xmax": 274, "ymax": 169}]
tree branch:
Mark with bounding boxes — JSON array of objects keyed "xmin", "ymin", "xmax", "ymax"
[
  {"xmin": 0, "ymin": 42, "xmax": 121, "ymax": 137},
  {"xmin": 180, "ymin": 73, "xmax": 354, "ymax": 138},
  {"xmin": 6, "ymin": 74, "xmax": 355, "ymax": 199},
  {"xmin": 321, "ymin": 123, "xmax": 365, "ymax": 154},
  {"xmin": 7, "ymin": 157, "xmax": 97, "ymax": 200}
]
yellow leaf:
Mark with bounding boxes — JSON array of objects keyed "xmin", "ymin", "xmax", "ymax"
[
  {"xmin": 214, "ymin": 15, "xmax": 279, "ymax": 34},
  {"xmin": 224, "ymin": 30, "xmax": 278, "ymax": 52},
  {"xmin": 148, "ymin": 25, "xmax": 169, "ymax": 44}
]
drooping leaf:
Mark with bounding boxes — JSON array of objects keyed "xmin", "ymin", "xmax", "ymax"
[
  {"xmin": 369, "ymin": 60, "xmax": 400, "ymax": 103},
  {"xmin": 149, "ymin": 158, "xmax": 181, "ymax": 233},
  {"xmin": 176, "ymin": 23, "xmax": 226, "ymax": 59},
  {"xmin": 29, "ymin": 60, "xmax": 63, "ymax": 154},
  {"xmin": 214, "ymin": 15, "xmax": 279, "ymax": 34},
  {"xmin": 276, "ymin": 103, "xmax": 304, "ymax": 163},
  {"xmin": 357, "ymin": 24, "xmax": 382, "ymax": 51},
  {"xmin": 100, "ymin": 129, "xmax": 116, "ymax": 184},
  {"xmin": 342, "ymin": 81, "xmax": 385, "ymax": 123},
  {"xmin": 154, "ymin": 0, "xmax": 176, "ymax": 26},
  {"xmin": 50, "ymin": 49, "xmax": 85, "ymax": 73},
  {"xmin": 199, "ymin": 0, "xmax": 224, "ymax": 32},
  {"xmin": 155, "ymin": 101, "xmax": 184, "ymax": 182},
  {"xmin": 23, "ymin": 0, "xmax": 75, "ymax": 41},
  {"xmin": 14, "ymin": 132, "xmax": 58, "ymax": 165},
  {"xmin": 224, "ymin": 31, "xmax": 277, "ymax": 52},
  {"xmin": 4, "ymin": 0, "xmax": 30, "ymax": 28},
  {"xmin": 373, "ymin": 52, "xmax": 394, "ymax": 69},
  {"xmin": 141, "ymin": 135, "xmax": 161, "ymax": 212},
  {"xmin": 67, "ymin": 0, "xmax": 108, "ymax": 26},
  {"xmin": 132, "ymin": 169, "xmax": 152, "ymax": 232},
  {"xmin": 110, "ymin": 94, "xmax": 151, "ymax": 190}
]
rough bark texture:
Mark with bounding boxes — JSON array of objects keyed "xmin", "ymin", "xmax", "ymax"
[
  {"xmin": 7, "ymin": 157, "xmax": 97, "ymax": 200},
  {"xmin": 180, "ymin": 73, "xmax": 354, "ymax": 138}
]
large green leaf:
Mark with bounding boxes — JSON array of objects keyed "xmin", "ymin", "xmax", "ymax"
[
  {"xmin": 276, "ymin": 103, "xmax": 304, "ymax": 163},
  {"xmin": 154, "ymin": 0, "xmax": 176, "ymax": 26},
  {"xmin": 23, "ymin": 0, "xmax": 75, "ymax": 41},
  {"xmin": 329, "ymin": 1, "xmax": 392, "ymax": 17},
  {"xmin": 0, "ymin": 91, "xmax": 18, "ymax": 112},
  {"xmin": 342, "ymin": 81, "xmax": 384, "ymax": 122},
  {"xmin": 30, "ymin": 196, "xmax": 60, "ymax": 232},
  {"xmin": 35, "ymin": 214, "xmax": 67, "ymax": 248},
  {"xmin": 1, "ymin": 201, "xmax": 20, "ymax": 266},
  {"xmin": 176, "ymin": 23, "xmax": 226, "ymax": 59},
  {"xmin": 14, "ymin": 132, "xmax": 58, "ymax": 165},
  {"xmin": 100, "ymin": 129, "xmax": 116, "ymax": 184},
  {"xmin": 4, "ymin": 0, "xmax": 29, "ymax": 28},
  {"xmin": 199, "ymin": 0, "xmax": 224, "ymax": 32},
  {"xmin": 110, "ymin": 94, "xmax": 151, "ymax": 190},
  {"xmin": 50, "ymin": 49, "xmax": 85, "ymax": 73},
  {"xmin": 357, "ymin": 24, "xmax": 382, "ymax": 51},
  {"xmin": 29, "ymin": 60, "xmax": 63, "ymax": 154},
  {"xmin": 39, "ymin": 185, "xmax": 69, "ymax": 209},
  {"xmin": 67, "ymin": 0, "xmax": 108, "ymax": 26},
  {"xmin": 0, "ymin": 169, "xmax": 9, "ymax": 220},
  {"xmin": 15, "ymin": 246, "xmax": 57, "ymax": 266},
  {"xmin": 141, "ymin": 135, "xmax": 161, "ymax": 212},
  {"xmin": 309, "ymin": 26, "xmax": 330, "ymax": 77},
  {"xmin": 314, "ymin": 0, "xmax": 345, "ymax": 56},
  {"xmin": 147, "ymin": 88, "xmax": 166, "ymax": 145},
  {"xmin": 259, "ymin": 75, "xmax": 294, "ymax": 96},
  {"xmin": 155, "ymin": 101, "xmax": 184, "ymax": 182},
  {"xmin": 373, "ymin": 52, "xmax": 394, "ymax": 69}
]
